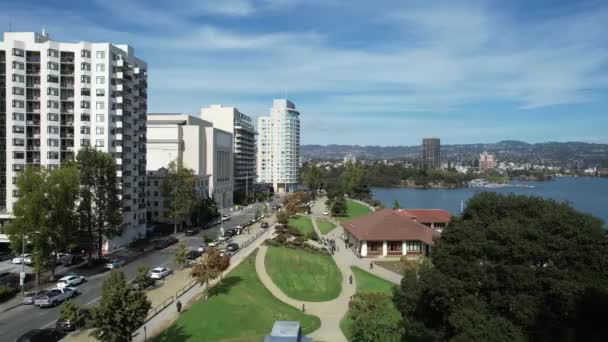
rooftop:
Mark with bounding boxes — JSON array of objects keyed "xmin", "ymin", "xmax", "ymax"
[{"xmin": 342, "ymin": 209, "xmax": 438, "ymax": 244}]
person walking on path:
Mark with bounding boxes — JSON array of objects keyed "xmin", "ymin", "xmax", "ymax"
[
  {"xmin": 370, "ymin": 262, "xmax": 374, "ymax": 270},
  {"xmin": 349, "ymin": 274, "xmax": 353, "ymax": 285},
  {"xmin": 176, "ymin": 300, "xmax": 182, "ymax": 313}
]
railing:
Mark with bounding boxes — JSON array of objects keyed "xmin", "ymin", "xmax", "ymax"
[
  {"xmin": 175, "ymin": 279, "xmax": 198, "ymax": 299},
  {"xmin": 146, "ymin": 295, "xmax": 174, "ymax": 321}
]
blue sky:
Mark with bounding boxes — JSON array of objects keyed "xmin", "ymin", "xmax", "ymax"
[{"xmin": 2, "ymin": 0, "xmax": 607, "ymax": 146}]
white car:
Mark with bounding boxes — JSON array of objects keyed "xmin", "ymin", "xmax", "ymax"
[
  {"xmin": 208, "ymin": 240, "xmax": 220, "ymax": 247},
  {"xmin": 34, "ymin": 287, "xmax": 76, "ymax": 307},
  {"xmin": 149, "ymin": 267, "xmax": 173, "ymax": 280},
  {"xmin": 12, "ymin": 254, "xmax": 31, "ymax": 264},
  {"xmin": 222, "ymin": 215, "xmax": 231, "ymax": 221},
  {"xmin": 323, "ymin": 211, "xmax": 329, "ymax": 215},
  {"xmin": 57, "ymin": 275, "xmax": 86, "ymax": 288}
]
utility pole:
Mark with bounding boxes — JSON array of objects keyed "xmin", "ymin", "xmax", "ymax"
[{"xmin": 21, "ymin": 231, "xmax": 25, "ymax": 297}]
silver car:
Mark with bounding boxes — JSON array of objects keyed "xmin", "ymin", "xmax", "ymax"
[{"xmin": 22, "ymin": 290, "xmax": 47, "ymax": 305}]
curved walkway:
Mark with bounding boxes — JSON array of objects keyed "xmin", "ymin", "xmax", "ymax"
[{"xmin": 255, "ymin": 244, "xmax": 354, "ymax": 342}]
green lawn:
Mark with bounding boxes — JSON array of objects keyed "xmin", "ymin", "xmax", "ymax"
[
  {"xmin": 289, "ymin": 215, "xmax": 316, "ymax": 239},
  {"xmin": 341, "ymin": 266, "xmax": 400, "ymax": 341},
  {"xmin": 154, "ymin": 250, "xmax": 320, "ymax": 342},
  {"xmin": 265, "ymin": 245, "xmax": 342, "ymax": 302},
  {"xmin": 341, "ymin": 200, "xmax": 372, "ymax": 221},
  {"xmin": 317, "ymin": 219, "xmax": 337, "ymax": 235}
]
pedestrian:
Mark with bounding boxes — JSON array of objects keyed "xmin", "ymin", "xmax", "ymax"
[
  {"xmin": 176, "ymin": 300, "xmax": 182, "ymax": 313},
  {"xmin": 349, "ymin": 274, "xmax": 353, "ymax": 285},
  {"xmin": 302, "ymin": 303, "xmax": 306, "ymax": 312},
  {"xmin": 370, "ymin": 262, "xmax": 374, "ymax": 270}
]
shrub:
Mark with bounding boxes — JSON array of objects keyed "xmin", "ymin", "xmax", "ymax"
[{"xmin": 0, "ymin": 285, "xmax": 19, "ymax": 303}]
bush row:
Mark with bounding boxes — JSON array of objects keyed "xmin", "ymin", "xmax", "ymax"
[{"xmin": 0, "ymin": 285, "xmax": 19, "ymax": 303}]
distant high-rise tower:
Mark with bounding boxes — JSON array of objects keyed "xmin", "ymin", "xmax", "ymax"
[
  {"xmin": 257, "ymin": 99, "xmax": 300, "ymax": 193},
  {"xmin": 422, "ymin": 138, "xmax": 440, "ymax": 169},
  {"xmin": 479, "ymin": 151, "xmax": 496, "ymax": 173}
]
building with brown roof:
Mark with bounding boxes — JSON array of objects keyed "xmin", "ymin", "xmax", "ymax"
[
  {"xmin": 398, "ymin": 209, "xmax": 452, "ymax": 232},
  {"xmin": 342, "ymin": 209, "xmax": 446, "ymax": 258}
]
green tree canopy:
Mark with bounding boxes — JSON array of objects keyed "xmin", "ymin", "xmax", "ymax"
[
  {"xmin": 91, "ymin": 271, "xmax": 151, "ymax": 342},
  {"xmin": 349, "ymin": 293, "xmax": 402, "ymax": 342},
  {"xmin": 394, "ymin": 192, "xmax": 608, "ymax": 341},
  {"xmin": 163, "ymin": 160, "xmax": 198, "ymax": 234}
]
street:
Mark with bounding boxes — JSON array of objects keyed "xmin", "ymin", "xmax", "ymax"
[{"xmin": 0, "ymin": 200, "xmax": 277, "ymax": 342}]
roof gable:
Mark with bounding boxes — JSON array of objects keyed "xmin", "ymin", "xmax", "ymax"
[{"xmin": 342, "ymin": 209, "xmax": 437, "ymax": 244}]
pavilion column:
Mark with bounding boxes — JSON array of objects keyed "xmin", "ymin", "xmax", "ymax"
[
  {"xmin": 382, "ymin": 241, "xmax": 387, "ymax": 257},
  {"xmin": 402, "ymin": 241, "xmax": 407, "ymax": 256},
  {"xmin": 361, "ymin": 241, "xmax": 367, "ymax": 257}
]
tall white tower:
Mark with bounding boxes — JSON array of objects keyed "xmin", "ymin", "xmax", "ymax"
[{"xmin": 257, "ymin": 99, "xmax": 300, "ymax": 193}]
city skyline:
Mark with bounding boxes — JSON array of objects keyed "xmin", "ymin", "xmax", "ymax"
[{"xmin": 2, "ymin": 0, "xmax": 607, "ymax": 145}]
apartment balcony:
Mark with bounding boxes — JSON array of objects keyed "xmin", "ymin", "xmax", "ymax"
[
  {"xmin": 116, "ymin": 72, "xmax": 123, "ymax": 79},
  {"xmin": 116, "ymin": 84, "xmax": 123, "ymax": 92},
  {"xmin": 60, "ymin": 56, "xmax": 74, "ymax": 64},
  {"xmin": 26, "ymin": 95, "xmax": 40, "ymax": 101},
  {"xmin": 25, "ymin": 83, "xmax": 40, "ymax": 89},
  {"xmin": 116, "ymin": 96, "xmax": 123, "ymax": 104},
  {"xmin": 116, "ymin": 59, "xmax": 124, "ymax": 67},
  {"xmin": 26, "ymin": 133, "xmax": 41, "ymax": 139},
  {"xmin": 61, "ymin": 109, "xmax": 74, "ymax": 114},
  {"xmin": 60, "ymin": 83, "xmax": 74, "ymax": 89},
  {"xmin": 61, "ymin": 121, "xmax": 74, "ymax": 127}
]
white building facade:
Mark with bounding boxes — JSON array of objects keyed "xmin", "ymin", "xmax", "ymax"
[
  {"xmin": 0, "ymin": 31, "xmax": 148, "ymax": 249},
  {"xmin": 200, "ymin": 104, "xmax": 256, "ymax": 195},
  {"xmin": 146, "ymin": 114, "xmax": 233, "ymax": 215},
  {"xmin": 257, "ymin": 99, "xmax": 300, "ymax": 193}
]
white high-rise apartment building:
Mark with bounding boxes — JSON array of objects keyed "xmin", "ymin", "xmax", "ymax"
[
  {"xmin": 200, "ymin": 105, "xmax": 256, "ymax": 196},
  {"xmin": 0, "ymin": 31, "xmax": 148, "ymax": 249},
  {"xmin": 257, "ymin": 99, "xmax": 300, "ymax": 193}
]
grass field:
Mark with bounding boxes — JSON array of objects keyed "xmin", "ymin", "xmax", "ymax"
[
  {"xmin": 340, "ymin": 266, "xmax": 400, "ymax": 341},
  {"xmin": 341, "ymin": 200, "xmax": 372, "ymax": 221},
  {"xmin": 265, "ymin": 245, "xmax": 342, "ymax": 302},
  {"xmin": 317, "ymin": 219, "xmax": 337, "ymax": 235},
  {"xmin": 288, "ymin": 215, "xmax": 316, "ymax": 239},
  {"xmin": 154, "ymin": 250, "xmax": 320, "ymax": 342}
]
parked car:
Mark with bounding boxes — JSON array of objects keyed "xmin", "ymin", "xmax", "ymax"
[
  {"xmin": 131, "ymin": 277, "xmax": 155, "ymax": 291},
  {"xmin": 22, "ymin": 290, "xmax": 48, "ymax": 305},
  {"xmin": 226, "ymin": 229, "xmax": 237, "ymax": 237},
  {"xmin": 261, "ymin": 221, "xmax": 269, "ymax": 229},
  {"xmin": 220, "ymin": 250, "xmax": 235, "ymax": 258},
  {"xmin": 12, "ymin": 253, "xmax": 31, "ymax": 264},
  {"xmin": 54, "ymin": 253, "xmax": 73, "ymax": 266},
  {"xmin": 208, "ymin": 240, "xmax": 220, "ymax": 247},
  {"xmin": 196, "ymin": 245, "xmax": 207, "ymax": 253},
  {"xmin": 250, "ymin": 218, "xmax": 257, "ymax": 224},
  {"xmin": 323, "ymin": 211, "xmax": 329, "ymax": 215},
  {"xmin": 226, "ymin": 243, "xmax": 239, "ymax": 252},
  {"xmin": 167, "ymin": 236, "xmax": 179, "ymax": 245},
  {"xmin": 56, "ymin": 275, "xmax": 86, "ymax": 288},
  {"xmin": 218, "ymin": 234, "xmax": 230, "ymax": 242},
  {"xmin": 34, "ymin": 288, "xmax": 75, "ymax": 308},
  {"xmin": 16, "ymin": 329, "xmax": 63, "ymax": 342},
  {"xmin": 222, "ymin": 214, "xmax": 231, "ymax": 221},
  {"xmin": 149, "ymin": 267, "xmax": 173, "ymax": 280},
  {"xmin": 187, "ymin": 250, "xmax": 202, "ymax": 260},
  {"xmin": 154, "ymin": 236, "xmax": 178, "ymax": 249},
  {"xmin": 104, "ymin": 259, "xmax": 126, "ymax": 270},
  {"xmin": 56, "ymin": 308, "xmax": 91, "ymax": 332},
  {"xmin": 0, "ymin": 252, "xmax": 13, "ymax": 261},
  {"xmin": 184, "ymin": 228, "xmax": 199, "ymax": 236}
]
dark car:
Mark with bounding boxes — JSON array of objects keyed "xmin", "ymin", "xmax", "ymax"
[
  {"xmin": 226, "ymin": 229, "xmax": 237, "ymax": 237},
  {"xmin": 168, "ymin": 236, "xmax": 179, "ymax": 245},
  {"xmin": 184, "ymin": 228, "xmax": 199, "ymax": 236},
  {"xmin": 132, "ymin": 277, "xmax": 156, "ymax": 291},
  {"xmin": 187, "ymin": 250, "xmax": 202, "ymax": 260},
  {"xmin": 261, "ymin": 221, "xmax": 269, "ymax": 229},
  {"xmin": 16, "ymin": 329, "xmax": 62, "ymax": 342},
  {"xmin": 56, "ymin": 309, "xmax": 92, "ymax": 332},
  {"xmin": 226, "ymin": 243, "xmax": 239, "ymax": 252}
]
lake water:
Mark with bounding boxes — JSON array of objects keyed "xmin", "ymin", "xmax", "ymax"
[{"xmin": 372, "ymin": 177, "xmax": 608, "ymax": 226}]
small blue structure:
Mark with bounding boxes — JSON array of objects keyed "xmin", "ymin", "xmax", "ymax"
[{"xmin": 264, "ymin": 321, "xmax": 312, "ymax": 342}]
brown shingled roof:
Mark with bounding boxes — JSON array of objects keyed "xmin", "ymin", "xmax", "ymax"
[
  {"xmin": 398, "ymin": 209, "xmax": 452, "ymax": 224},
  {"xmin": 342, "ymin": 209, "xmax": 437, "ymax": 244}
]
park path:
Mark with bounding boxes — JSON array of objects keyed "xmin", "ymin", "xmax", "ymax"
[{"xmin": 255, "ymin": 244, "xmax": 354, "ymax": 342}]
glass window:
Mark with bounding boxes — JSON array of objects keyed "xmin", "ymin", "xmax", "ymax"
[
  {"xmin": 47, "ymin": 75, "xmax": 59, "ymax": 83},
  {"xmin": 12, "ymin": 74, "xmax": 24, "ymax": 83},
  {"xmin": 12, "ymin": 113, "xmax": 25, "ymax": 121},
  {"xmin": 47, "ymin": 113, "xmax": 59, "ymax": 121},
  {"xmin": 81, "ymin": 127, "xmax": 90, "ymax": 134},
  {"xmin": 48, "ymin": 49, "xmax": 59, "ymax": 58},
  {"xmin": 12, "ymin": 126, "xmax": 25, "ymax": 134},
  {"xmin": 12, "ymin": 100, "xmax": 24, "ymax": 108},
  {"xmin": 47, "ymin": 100, "xmax": 59, "ymax": 109},
  {"xmin": 13, "ymin": 151, "xmax": 25, "ymax": 159},
  {"xmin": 96, "ymin": 51, "xmax": 105, "ymax": 59},
  {"xmin": 12, "ymin": 61, "xmax": 24, "ymax": 70},
  {"xmin": 81, "ymin": 49, "xmax": 91, "ymax": 58},
  {"xmin": 96, "ymin": 101, "xmax": 104, "ymax": 110},
  {"xmin": 13, "ymin": 138, "xmax": 25, "ymax": 146},
  {"xmin": 12, "ymin": 87, "xmax": 24, "ymax": 95},
  {"xmin": 48, "ymin": 138, "xmax": 59, "ymax": 147},
  {"xmin": 96, "ymin": 127, "xmax": 104, "ymax": 134},
  {"xmin": 47, "ymin": 152, "xmax": 59, "ymax": 159},
  {"xmin": 47, "ymin": 62, "xmax": 59, "ymax": 70},
  {"xmin": 48, "ymin": 126, "xmax": 59, "ymax": 134},
  {"xmin": 47, "ymin": 88, "xmax": 59, "ymax": 96},
  {"xmin": 81, "ymin": 75, "xmax": 91, "ymax": 83},
  {"xmin": 96, "ymin": 89, "xmax": 105, "ymax": 96},
  {"xmin": 96, "ymin": 76, "xmax": 105, "ymax": 85},
  {"xmin": 81, "ymin": 101, "xmax": 91, "ymax": 109},
  {"xmin": 81, "ymin": 114, "xmax": 90, "ymax": 122},
  {"xmin": 95, "ymin": 139, "xmax": 104, "ymax": 147},
  {"xmin": 96, "ymin": 64, "xmax": 105, "ymax": 72},
  {"xmin": 81, "ymin": 62, "xmax": 91, "ymax": 71},
  {"xmin": 81, "ymin": 88, "xmax": 91, "ymax": 96},
  {"xmin": 13, "ymin": 48, "xmax": 24, "ymax": 57},
  {"xmin": 81, "ymin": 139, "xmax": 90, "ymax": 146},
  {"xmin": 96, "ymin": 114, "xmax": 105, "ymax": 122}
]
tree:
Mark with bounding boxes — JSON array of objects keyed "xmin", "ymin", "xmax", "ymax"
[
  {"xmin": 174, "ymin": 243, "xmax": 188, "ymax": 270},
  {"xmin": 190, "ymin": 196, "xmax": 220, "ymax": 228},
  {"xmin": 6, "ymin": 165, "xmax": 79, "ymax": 282},
  {"xmin": 349, "ymin": 293, "xmax": 402, "ymax": 342},
  {"xmin": 304, "ymin": 164, "xmax": 324, "ymax": 198},
  {"xmin": 394, "ymin": 193, "xmax": 608, "ymax": 341},
  {"xmin": 77, "ymin": 147, "xmax": 122, "ymax": 265},
  {"xmin": 342, "ymin": 164, "xmax": 372, "ymax": 201},
  {"xmin": 91, "ymin": 271, "xmax": 151, "ymax": 342},
  {"xmin": 392, "ymin": 199, "xmax": 401, "ymax": 210},
  {"xmin": 59, "ymin": 300, "xmax": 87, "ymax": 329},
  {"xmin": 191, "ymin": 248, "xmax": 223, "ymax": 299},
  {"xmin": 134, "ymin": 265, "xmax": 151, "ymax": 290},
  {"xmin": 331, "ymin": 196, "xmax": 347, "ymax": 216},
  {"xmin": 163, "ymin": 160, "xmax": 198, "ymax": 234},
  {"xmin": 276, "ymin": 211, "xmax": 290, "ymax": 227}
]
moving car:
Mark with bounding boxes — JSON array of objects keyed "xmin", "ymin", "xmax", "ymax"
[
  {"xmin": 196, "ymin": 245, "xmax": 207, "ymax": 253},
  {"xmin": 16, "ymin": 329, "xmax": 63, "ymax": 342},
  {"xmin": 184, "ymin": 228, "xmax": 199, "ymax": 236},
  {"xmin": 34, "ymin": 288, "xmax": 75, "ymax": 307},
  {"xmin": 12, "ymin": 254, "xmax": 31, "ymax": 264},
  {"xmin": 222, "ymin": 214, "xmax": 231, "ymax": 221},
  {"xmin": 104, "ymin": 259, "xmax": 126, "ymax": 270},
  {"xmin": 226, "ymin": 229, "xmax": 237, "ymax": 237},
  {"xmin": 187, "ymin": 249, "xmax": 202, "ymax": 260},
  {"xmin": 56, "ymin": 275, "xmax": 86, "ymax": 288},
  {"xmin": 22, "ymin": 290, "xmax": 48, "ymax": 305},
  {"xmin": 56, "ymin": 308, "xmax": 91, "ymax": 332},
  {"xmin": 149, "ymin": 267, "xmax": 173, "ymax": 280},
  {"xmin": 226, "ymin": 243, "xmax": 239, "ymax": 252},
  {"xmin": 208, "ymin": 240, "xmax": 220, "ymax": 247},
  {"xmin": 261, "ymin": 221, "xmax": 269, "ymax": 229}
]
